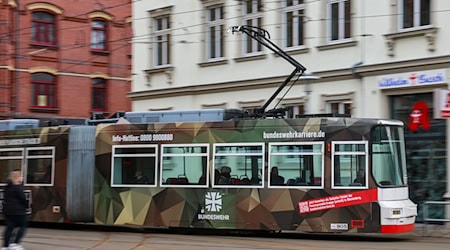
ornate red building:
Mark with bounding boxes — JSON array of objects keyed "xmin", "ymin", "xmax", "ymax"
[{"xmin": 0, "ymin": 0, "xmax": 131, "ymax": 122}]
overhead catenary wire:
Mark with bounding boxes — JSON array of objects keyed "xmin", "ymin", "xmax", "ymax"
[{"xmin": 2, "ymin": 1, "xmax": 446, "ymax": 46}]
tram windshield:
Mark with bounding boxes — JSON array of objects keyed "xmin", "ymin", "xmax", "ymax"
[{"xmin": 371, "ymin": 125, "xmax": 407, "ymax": 187}]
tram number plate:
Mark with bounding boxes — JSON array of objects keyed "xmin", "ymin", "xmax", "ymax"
[{"xmin": 330, "ymin": 223, "xmax": 348, "ymax": 230}]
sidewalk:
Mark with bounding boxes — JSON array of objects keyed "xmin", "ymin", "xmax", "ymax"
[{"xmin": 412, "ymin": 223, "xmax": 450, "ymax": 237}]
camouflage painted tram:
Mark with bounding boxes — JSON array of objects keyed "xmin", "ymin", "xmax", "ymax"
[{"xmin": 0, "ymin": 111, "xmax": 417, "ymax": 234}]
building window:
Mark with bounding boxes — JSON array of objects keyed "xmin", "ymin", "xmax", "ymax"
[
  {"xmin": 399, "ymin": 0, "xmax": 430, "ymax": 30},
  {"xmin": 31, "ymin": 12, "xmax": 56, "ymax": 45},
  {"xmin": 243, "ymin": 0, "xmax": 263, "ymax": 54},
  {"xmin": 284, "ymin": 104, "xmax": 305, "ymax": 118},
  {"xmin": 327, "ymin": 102, "xmax": 351, "ymax": 115},
  {"xmin": 322, "ymin": 93, "xmax": 353, "ymax": 116},
  {"xmin": 91, "ymin": 20, "xmax": 107, "ymax": 51},
  {"xmin": 327, "ymin": 0, "xmax": 351, "ymax": 42},
  {"xmin": 31, "ymin": 73, "xmax": 56, "ymax": 108},
  {"xmin": 153, "ymin": 16, "xmax": 171, "ymax": 66},
  {"xmin": 92, "ymin": 78, "xmax": 106, "ymax": 111},
  {"xmin": 283, "ymin": 0, "xmax": 305, "ymax": 48},
  {"xmin": 206, "ymin": 5, "xmax": 225, "ymax": 59}
]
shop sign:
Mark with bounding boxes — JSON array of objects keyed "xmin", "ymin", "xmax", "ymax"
[
  {"xmin": 433, "ymin": 89, "xmax": 450, "ymax": 119},
  {"xmin": 407, "ymin": 101, "xmax": 430, "ymax": 131},
  {"xmin": 378, "ymin": 69, "xmax": 447, "ymax": 89}
]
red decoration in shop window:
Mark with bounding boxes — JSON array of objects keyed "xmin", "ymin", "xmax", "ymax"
[{"xmin": 407, "ymin": 101, "xmax": 430, "ymax": 131}]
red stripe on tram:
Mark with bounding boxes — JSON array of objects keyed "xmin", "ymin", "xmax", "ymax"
[{"xmin": 380, "ymin": 223, "xmax": 415, "ymax": 234}]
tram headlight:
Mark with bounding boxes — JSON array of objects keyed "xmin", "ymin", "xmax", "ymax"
[{"xmin": 392, "ymin": 208, "xmax": 402, "ymax": 216}]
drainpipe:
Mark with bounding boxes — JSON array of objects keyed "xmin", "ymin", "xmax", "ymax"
[{"xmin": 13, "ymin": 0, "xmax": 20, "ymax": 118}]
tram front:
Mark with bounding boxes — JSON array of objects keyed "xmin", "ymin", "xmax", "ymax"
[{"xmin": 371, "ymin": 121, "xmax": 417, "ymax": 233}]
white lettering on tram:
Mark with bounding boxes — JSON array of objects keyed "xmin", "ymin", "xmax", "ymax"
[
  {"xmin": 197, "ymin": 214, "xmax": 230, "ymax": 220},
  {"xmin": 330, "ymin": 223, "xmax": 348, "ymax": 230},
  {"xmin": 0, "ymin": 138, "xmax": 40, "ymax": 146},
  {"xmin": 197, "ymin": 192, "xmax": 231, "ymax": 221},
  {"xmin": 112, "ymin": 134, "xmax": 174, "ymax": 142},
  {"xmin": 263, "ymin": 130, "xmax": 325, "ymax": 139},
  {"xmin": 298, "ymin": 189, "xmax": 377, "ymax": 214}
]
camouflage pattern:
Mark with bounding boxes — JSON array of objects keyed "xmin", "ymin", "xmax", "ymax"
[
  {"xmin": 94, "ymin": 117, "xmax": 390, "ymax": 232},
  {"xmin": 0, "ymin": 126, "xmax": 70, "ymax": 223}
]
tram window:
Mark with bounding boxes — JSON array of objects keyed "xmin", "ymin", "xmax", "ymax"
[
  {"xmin": 371, "ymin": 126, "xmax": 406, "ymax": 186},
  {"xmin": 269, "ymin": 142, "xmax": 324, "ymax": 188},
  {"xmin": 25, "ymin": 147, "xmax": 54, "ymax": 186},
  {"xmin": 160, "ymin": 144, "xmax": 209, "ymax": 187},
  {"xmin": 213, "ymin": 143, "xmax": 264, "ymax": 188},
  {"xmin": 112, "ymin": 145, "xmax": 157, "ymax": 187},
  {"xmin": 0, "ymin": 149, "xmax": 24, "ymax": 184},
  {"xmin": 332, "ymin": 141, "xmax": 368, "ymax": 189}
]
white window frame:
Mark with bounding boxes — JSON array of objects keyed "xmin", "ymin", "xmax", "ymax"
[
  {"xmin": 331, "ymin": 141, "xmax": 368, "ymax": 189},
  {"xmin": 111, "ymin": 145, "xmax": 158, "ymax": 188},
  {"xmin": 268, "ymin": 142, "xmax": 324, "ymax": 189},
  {"xmin": 242, "ymin": 0, "xmax": 264, "ymax": 55},
  {"xmin": 206, "ymin": 5, "xmax": 225, "ymax": 60},
  {"xmin": 91, "ymin": 20, "xmax": 107, "ymax": 51},
  {"xmin": 321, "ymin": 92, "xmax": 353, "ymax": 116},
  {"xmin": 278, "ymin": 97, "xmax": 307, "ymax": 118},
  {"xmin": 282, "ymin": 0, "xmax": 306, "ymax": 48},
  {"xmin": 398, "ymin": 0, "xmax": 431, "ymax": 31},
  {"xmin": 152, "ymin": 15, "xmax": 171, "ymax": 67},
  {"xmin": 25, "ymin": 146, "xmax": 55, "ymax": 187},
  {"xmin": 212, "ymin": 143, "xmax": 264, "ymax": 189},
  {"xmin": 326, "ymin": 101, "xmax": 352, "ymax": 115},
  {"xmin": 0, "ymin": 148, "xmax": 24, "ymax": 185},
  {"xmin": 160, "ymin": 144, "xmax": 209, "ymax": 188},
  {"xmin": 327, "ymin": 0, "xmax": 351, "ymax": 43}
]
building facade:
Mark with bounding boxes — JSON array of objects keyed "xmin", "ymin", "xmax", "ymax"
[
  {"xmin": 130, "ymin": 0, "xmax": 449, "ymax": 220},
  {"xmin": 0, "ymin": 0, "xmax": 132, "ymax": 122}
]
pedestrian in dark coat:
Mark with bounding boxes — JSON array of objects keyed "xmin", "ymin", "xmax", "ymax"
[{"xmin": 2, "ymin": 169, "xmax": 27, "ymax": 250}]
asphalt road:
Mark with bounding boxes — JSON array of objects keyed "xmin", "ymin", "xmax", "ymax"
[{"xmin": 1, "ymin": 223, "xmax": 449, "ymax": 250}]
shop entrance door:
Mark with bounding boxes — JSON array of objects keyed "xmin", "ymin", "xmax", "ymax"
[{"xmin": 391, "ymin": 93, "xmax": 447, "ymax": 222}]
